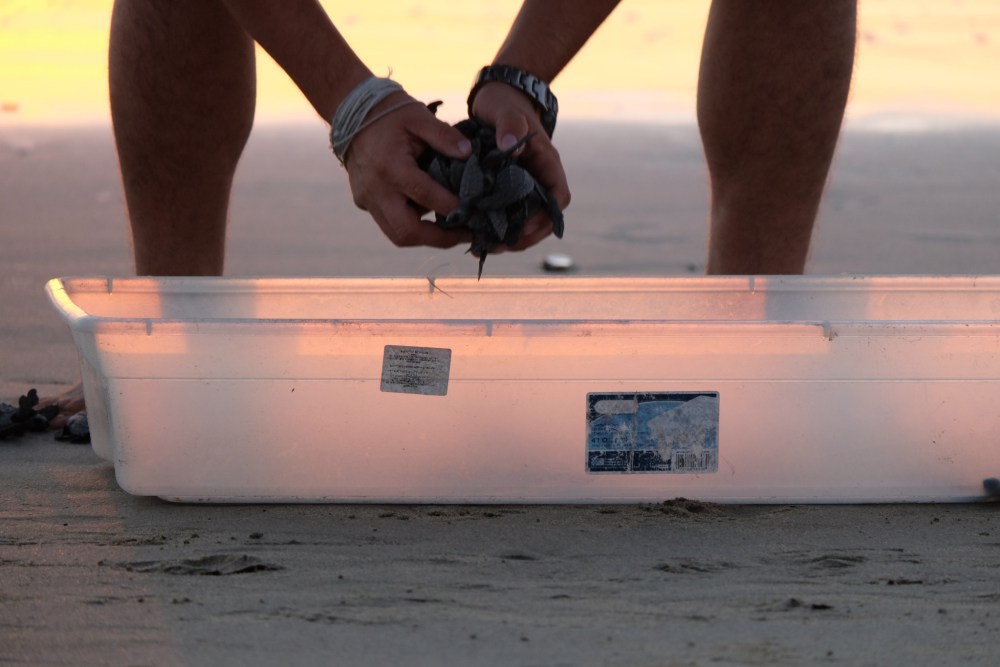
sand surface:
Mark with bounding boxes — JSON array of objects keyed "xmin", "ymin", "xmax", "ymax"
[
  {"xmin": 4, "ymin": 435, "xmax": 1000, "ymax": 666},
  {"xmin": 3, "ymin": 119, "xmax": 1000, "ymax": 665}
]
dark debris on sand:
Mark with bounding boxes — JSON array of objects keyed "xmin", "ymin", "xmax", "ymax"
[
  {"xmin": 0, "ymin": 388, "xmax": 89, "ymax": 444},
  {"xmin": 54, "ymin": 410, "xmax": 90, "ymax": 444},
  {"xmin": 0, "ymin": 389, "xmax": 57, "ymax": 439}
]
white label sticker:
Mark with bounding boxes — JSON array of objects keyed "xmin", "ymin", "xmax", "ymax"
[
  {"xmin": 587, "ymin": 392, "xmax": 719, "ymax": 474},
  {"xmin": 380, "ymin": 345, "xmax": 452, "ymax": 396}
]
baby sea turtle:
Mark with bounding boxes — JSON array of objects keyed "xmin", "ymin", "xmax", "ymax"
[{"xmin": 420, "ymin": 106, "xmax": 564, "ymax": 278}]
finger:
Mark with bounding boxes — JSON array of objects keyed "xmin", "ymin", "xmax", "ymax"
[
  {"xmin": 376, "ymin": 197, "xmax": 471, "ymax": 249},
  {"xmin": 410, "ymin": 111, "xmax": 473, "ymax": 160},
  {"xmin": 508, "ymin": 216, "xmax": 555, "ymax": 252},
  {"xmin": 514, "ymin": 141, "xmax": 571, "ymax": 210},
  {"xmin": 397, "ymin": 168, "xmax": 463, "ymax": 218}
]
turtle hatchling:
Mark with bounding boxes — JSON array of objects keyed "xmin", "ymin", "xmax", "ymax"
[{"xmin": 420, "ymin": 108, "xmax": 564, "ymax": 278}]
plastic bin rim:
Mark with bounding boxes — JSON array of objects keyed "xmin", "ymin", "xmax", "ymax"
[{"xmin": 46, "ymin": 275, "xmax": 1000, "ymax": 335}]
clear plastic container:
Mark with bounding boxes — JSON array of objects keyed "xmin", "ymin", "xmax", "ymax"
[{"xmin": 47, "ymin": 275, "xmax": 1000, "ymax": 503}]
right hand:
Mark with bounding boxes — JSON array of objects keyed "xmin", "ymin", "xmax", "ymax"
[{"xmin": 470, "ymin": 82, "xmax": 571, "ymax": 252}]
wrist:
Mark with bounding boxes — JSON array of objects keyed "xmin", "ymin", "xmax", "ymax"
[
  {"xmin": 330, "ymin": 78, "xmax": 419, "ymax": 166},
  {"xmin": 468, "ymin": 64, "xmax": 558, "ymax": 137}
]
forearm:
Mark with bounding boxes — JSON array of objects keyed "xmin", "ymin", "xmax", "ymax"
[
  {"xmin": 492, "ymin": 0, "xmax": 622, "ymax": 81},
  {"xmin": 219, "ymin": 0, "xmax": 372, "ymax": 120}
]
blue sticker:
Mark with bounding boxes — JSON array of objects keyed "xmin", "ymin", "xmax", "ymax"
[{"xmin": 586, "ymin": 392, "xmax": 719, "ymax": 474}]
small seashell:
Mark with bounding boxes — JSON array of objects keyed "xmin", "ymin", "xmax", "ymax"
[{"xmin": 543, "ymin": 253, "xmax": 575, "ymax": 272}]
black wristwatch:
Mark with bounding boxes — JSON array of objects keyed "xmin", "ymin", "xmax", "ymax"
[{"xmin": 468, "ymin": 64, "xmax": 558, "ymax": 138}]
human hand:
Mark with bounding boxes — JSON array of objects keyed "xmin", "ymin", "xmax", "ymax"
[
  {"xmin": 469, "ymin": 81, "xmax": 571, "ymax": 251},
  {"xmin": 344, "ymin": 93, "xmax": 474, "ymax": 248}
]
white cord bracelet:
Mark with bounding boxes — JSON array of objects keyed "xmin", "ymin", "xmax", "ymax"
[{"xmin": 330, "ymin": 77, "xmax": 420, "ymax": 165}]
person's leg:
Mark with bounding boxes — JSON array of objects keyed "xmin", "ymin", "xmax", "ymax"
[
  {"xmin": 40, "ymin": 1, "xmax": 256, "ymax": 427},
  {"xmin": 109, "ymin": 0, "xmax": 256, "ymax": 276},
  {"xmin": 697, "ymin": 0, "xmax": 856, "ymax": 275}
]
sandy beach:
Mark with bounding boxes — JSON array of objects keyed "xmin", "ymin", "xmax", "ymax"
[
  {"xmin": 4, "ymin": 437, "xmax": 999, "ymax": 666},
  {"xmin": 3, "ymin": 117, "xmax": 1000, "ymax": 665}
]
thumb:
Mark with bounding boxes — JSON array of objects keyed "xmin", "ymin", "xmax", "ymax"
[
  {"xmin": 493, "ymin": 108, "xmax": 532, "ymax": 153},
  {"xmin": 469, "ymin": 82, "xmax": 536, "ymax": 150}
]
